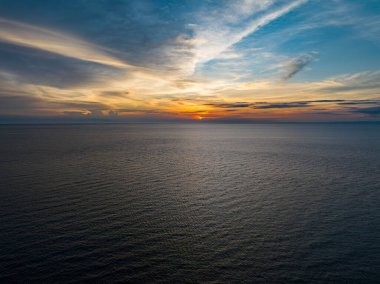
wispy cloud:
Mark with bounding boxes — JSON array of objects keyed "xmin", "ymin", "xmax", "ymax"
[
  {"xmin": 0, "ymin": 18, "xmax": 132, "ymax": 68},
  {"xmin": 173, "ymin": 0, "xmax": 307, "ymax": 75},
  {"xmin": 255, "ymin": 102, "xmax": 309, "ymax": 109}
]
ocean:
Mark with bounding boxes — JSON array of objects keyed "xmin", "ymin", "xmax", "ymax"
[{"xmin": 0, "ymin": 123, "xmax": 379, "ymax": 282}]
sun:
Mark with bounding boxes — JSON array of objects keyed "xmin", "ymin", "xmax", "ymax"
[{"xmin": 192, "ymin": 115, "xmax": 204, "ymax": 120}]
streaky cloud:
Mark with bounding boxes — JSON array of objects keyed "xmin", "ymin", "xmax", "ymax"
[
  {"xmin": 352, "ymin": 106, "xmax": 380, "ymax": 116},
  {"xmin": 179, "ymin": 0, "xmax": 308, "ymax": 75},
  {"xmin": 254, "ymin": 102, "xmax": 309, "ymax": 109},
  {"xmin": 0, "ymin": 17, "xmax": 132, "ymax": 68}
]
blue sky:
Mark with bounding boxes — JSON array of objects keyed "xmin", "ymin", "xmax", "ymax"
[{"xmin": 0, "ymin": 0, "xmax": 379, "ymax": 122}]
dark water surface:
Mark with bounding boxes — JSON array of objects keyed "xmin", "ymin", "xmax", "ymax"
[{"xmin": 0, "ymin": 123, "xmax": 379, "ymax": 283}]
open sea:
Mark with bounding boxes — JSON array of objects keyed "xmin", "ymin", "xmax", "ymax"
[{"xmin": 0, "ymin": 123, "xmax": 379, "ymax": 283}]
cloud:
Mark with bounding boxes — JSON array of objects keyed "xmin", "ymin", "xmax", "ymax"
[
  {"xmin": 202, "ymin": 98, "xmax": 380, "ymax": 112},
  {"xmin": 0, "ymin": 42, "xmax": 125, "ymax": 88},
  {"xmin": 0, "ymin": 17, "xmax": 132, "ymax": 68},
  {"xmin": 205, "ymin": 102, "xmax": 253, "ymax": 108},
  {"xmin": 281, "ymin": 53, "xmax": 315, "ymax": 80},
  {"xmin": 310, "ymin": 99, "xmax": 346, "ymax": 103},
  {"xmin": 172, "ymin": 0, "xmax": 307, "ymax": 75},
  {"xmin": 58, "ymin": 101, "xmax": 109, "ymax": 112},
  {"xmin": 0, "ymin": 94, "xmax": 43, "ymax": 114},
  {"xmin": 319, "ymin": 71, "xmax": 380, "ymax": 94},
  {"xmin": 338, "ymin": 100, "xmax": 380, "ymax": 105},
  {"xmin": 204, "ymin": 101, "xmax": 310, "ymax": 109},
  {"xmin": 351, "ymin": 107, "xmax": 380, "ymax": 116},
  {"xmin": 254, "ymin": 102, "xmax": 309, "ymax": 109},
  {"xmin": 0, "ymin": 88, "xmax": 112, "ymax": 117},
  {"xmin": 100, "ymin": 91, "xmax": 130, "ymax": 98}
]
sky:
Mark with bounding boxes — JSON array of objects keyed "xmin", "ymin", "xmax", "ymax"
[{"xmin": 0, "ymin": 0, "xmax": 380, "ymax": 122}]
